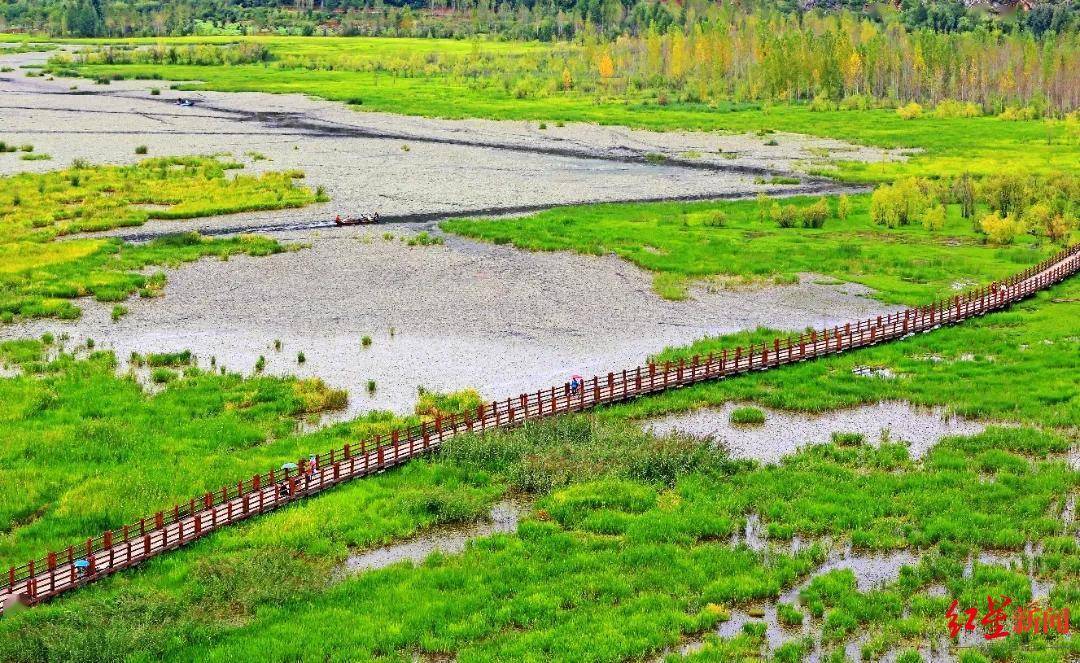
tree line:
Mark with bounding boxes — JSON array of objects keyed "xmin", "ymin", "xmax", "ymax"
[{"xmin": 2, "ymin": 0, "xmax": 1078, "ymax": 39}]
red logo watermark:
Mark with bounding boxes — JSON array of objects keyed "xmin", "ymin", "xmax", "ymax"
[{"xmin": 947, "ymin": 596, "xmax": 1071, "ymax": 640}]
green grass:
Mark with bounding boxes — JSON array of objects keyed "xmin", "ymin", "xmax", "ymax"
[
  {"xmin": 45, "ymin": 36, "xmax": 1080, "ymax": 182},
  {"xmin": 0, "ymin": 156, "xmax": 320, "ymax": 321},
  {"xmin": 729, "ymin": 406, "xmax": 766, "ymax": 426},
  {"xmin": 0, "ymin": 410, "xmax": 1074, "ymax": 661},
  {"xmin": 443, "ymin": 195, "xmax": 1071, "ymax": 305}
]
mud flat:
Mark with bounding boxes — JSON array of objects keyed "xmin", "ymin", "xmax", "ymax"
[
  {"xmin": 644, "ymin": 401, "xmax": 987, "ymax": 464},
  {"xmin": 0, "ymin": 225, "xmax": 901, "ymax": 416}
]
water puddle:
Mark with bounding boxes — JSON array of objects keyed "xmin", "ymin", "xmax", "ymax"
[
  {"xmin": 342, "ymin": 500, "xmax": 526, "ymax": 574},
  {"xmin": 644, "ymin": 401, "xmax": 986, "ymax": 464}
]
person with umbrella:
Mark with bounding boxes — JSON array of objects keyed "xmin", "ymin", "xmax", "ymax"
[{"xmin": 279, "ymin": 462, "xmax": 298, "ymax": 498}]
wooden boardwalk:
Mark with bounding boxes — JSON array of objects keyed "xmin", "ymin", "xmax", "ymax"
[{"xmin": 2, "ymin": 243, "xmax": 1077, "ymax": 613}]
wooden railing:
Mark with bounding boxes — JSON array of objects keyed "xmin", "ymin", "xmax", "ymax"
[{"xmin": 2, "ymin": 243, "xmax": 1077, "ymax": 612}]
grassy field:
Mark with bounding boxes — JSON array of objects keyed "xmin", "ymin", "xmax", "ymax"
[
  {"xmin": 0, "ymin": 156, "xmax": 322, "ymax": 321},
  {"xmin": 39, "ymin": 36, "xmax": 1080, "ymax": 182},
  {"xmin": 443, "ymin": 194, "xmax": 1072, "ymax": 304}
]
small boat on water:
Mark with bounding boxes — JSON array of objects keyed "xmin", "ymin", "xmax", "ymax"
[{"xmin": 334, "ymin": 213, "xmax": 380, "ymax": 226}]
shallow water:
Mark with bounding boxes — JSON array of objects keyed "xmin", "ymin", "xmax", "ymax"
[
  {"xmin": 342, "ymin": 500, "xmax": 525, "ymax": 574},
  {"xmin": 644, "ymin": 401, "xmax": 987, "ymax": 464}
]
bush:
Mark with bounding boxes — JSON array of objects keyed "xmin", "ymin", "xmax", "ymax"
[
  {"xmin": 135, "ymin": 145, "xmax": 148, "ymax": 155},
  {"xmin": 922, "ymin": 205, "xmax": 946, "ymax": 231},
  {"xmin": 366, "ymin": 379, "xmax": 377, "ymax": 394},
  {"xmin": 756, "ymin": 193, "xmax": 771, "ymax": 221},
  {"xmin": 896, "ymin": 102, "xmax": 922, "ymax": 119},
  {"xmin": 296, "ymin": 352, "xmax": 306, "ymax": 364},
  {"xmin": 870, "ymin": 178, "xmax": 928, "ymax": 227},
  {"xmin": 809, "ymin": 95, "xmax": 836, "ymax": 112},
  {"xmin": 800, "ymin": 197, "xmax": 829, "ymax": 228},
  {"xmin": 837, "ymin": 194, "xmax": 851, "ymax": 220},
  {"xmin": 254, "ymin": 355, "xmax": 266, "ymax": 372},
  {"xmin": 361, "ymin": 335, "xmax": 372, "ymax": 348},
  {"xmin": 772, "ymin": 204, "xmax": 799, "ymax": 228},
  {"xmin": 979, "ymin": 212, "xmax": 1024, "ymax": 245},
  {"xmin": 933, "ymin": 100, "xmax": 981, "ymax": 118},
  {"xmin": 998, "ymin": 106, "xmax": 1038, "ymax": 121},
  {"xmin": 730, "ymin": 406, "xmax": 765, "ymax": 425}
]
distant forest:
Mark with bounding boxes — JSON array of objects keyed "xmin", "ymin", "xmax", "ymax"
[{"xmin": 2, "ymin": 0, "xmax": 1078, "ymax": 39}]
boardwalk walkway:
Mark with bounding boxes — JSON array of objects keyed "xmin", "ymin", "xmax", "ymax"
[{"xmin": 2, "ymin": 243, "xmax": 1077, "ymax": 612}]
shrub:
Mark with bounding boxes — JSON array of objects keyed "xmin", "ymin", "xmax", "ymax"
[
  {"xmin": 800, "ymin": 197, "xmax": 829, "ymax": 228},
  {"xmin": 254, "ymin": 355, "xmax": 266, "ymax": 372},
  {"xmin": 839, "ymin": 95, "xmax": 871, "ymax": 110},
  {"xmin": 273, "ymin": 339, "xmax": 282, "ymax": 351},
  {"xmin": 870, "ymin": 178, "xmax": 927, "ymax": 227},
  {"xmin": 933, "ymin": 100, "xmax": 981, "ymax": 118},
  {"xmin": 756, "ymin": 193, "xmax": 771, "ymax": 221},
  {"xmin": 297, "ymin": 352, "xmax": 306, "ymax": 364},
  {"xmin": 361, "ymin": 335, "xmax": 372, "ymax": 348},
  {"xmin": 150, "ymin": 88, "xmax": 160, "ymax": 95},
  {"xmin": 809, "ymin": 95, "xmax": 836, "ymax": 112},
  {"xmin": 772, "ymin": 204, "xmax": 799, "ymax": 228},
  {"xmin": 922, "ymin": 205, "xmax": 946, "ymax": 231},
  {"xmin": 998, "ymin": 106, "xmax": 1038, "ymax": 121},
  {"xmin": 896, "ymin": 102, "xmax": 922, "ymax": 119},
  {"xmin": 730, "ymin": 406, "xmax": 765, "ymax": 425},
  {"xmin": 979, "ymin": 212, "xmax": 1024, "ymax": 245},
  {"xmin": 19, "ymin": 144, "xmax": 33, "ymax": 153},
  {"xmin": 135, "ymin": 145, "xmax": 148, "ymax": 155},
  {"xmin": 837, "ymin": 194, "xmax": 851, "ymax": 220},
  {"xmin": 366, "ymin": 379, "xmax": 377, "ymax": 394}
]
